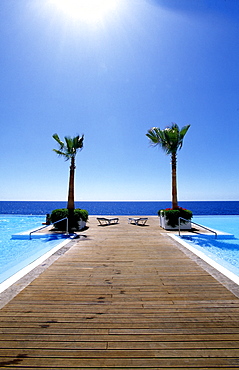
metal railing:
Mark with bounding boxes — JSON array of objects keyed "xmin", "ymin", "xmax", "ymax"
[
  {"xmin": 29, "ymin": 217, "xmax": 69, "ymax": 239},
  {"xmin": 178, "ymin": 217, "xmax": 217, "ymax": 238}
]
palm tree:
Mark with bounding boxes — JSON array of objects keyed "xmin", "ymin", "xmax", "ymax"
[
  {"xmin": 53, "ymin": 133, "xmax": 84, "ymax": 228},
  {"xmin": 146, "ymin": 123, "xmax": 190, "ymax": 210}
]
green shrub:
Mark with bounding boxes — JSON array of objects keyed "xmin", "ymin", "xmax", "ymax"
[
  {"xmin": 158, "ymin": 207, "xmax": 192, "ymax": 228},
  {"xmin": 51, "ymin": 209, "xmax": 68, "ymax": 230},
  {"xmin": 74, "ymin": 209, "xmax": 89, "ymax": 222},
  {"xmin": 51, "ymin": 208, "xmax": 89, "ymax": 230}
]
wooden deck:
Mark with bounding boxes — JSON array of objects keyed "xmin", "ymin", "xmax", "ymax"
[{"xmin": 1, "ymin": 216, "xmax": 239, "ymax": 369}]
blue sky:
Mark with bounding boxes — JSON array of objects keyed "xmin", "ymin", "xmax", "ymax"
[{"xmin": 1, "ymin": 0, "xmax": 239, "ymax": 201}]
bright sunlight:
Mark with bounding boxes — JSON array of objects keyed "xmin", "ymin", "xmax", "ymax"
[{"xmin": 50, "ymin": 0, "xmax": 120, "ymax": 23}]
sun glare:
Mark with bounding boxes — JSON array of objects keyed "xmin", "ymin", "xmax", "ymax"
[{"xmin": 50, "ymin": 0, "xmax": 119, "ymax": 23}]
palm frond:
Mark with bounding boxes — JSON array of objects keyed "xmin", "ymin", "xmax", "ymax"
[
  {"xmin": 53, "ymin": 149, "xmax": 70, "ymax": 160},
  {"xmin": 177, "ymin": 125, "xmax": 190, "ymax": 150},
  {"xmin": 52, "ymin": 133, "xmax": 64, "ymax": 149},
  {"xmin": 53, "ymin": 133, "xmax": 84, "ymax": 161},
  {"xmin": 179, "ymin": 125, "xmax": 190, "ymax": 140},
  {"xmin": 64, "ymin": 136, "xmax": 74, "ymax": 154},
  {"xmin": 74, "ymin": 134, "xmax": 84, "ymax": 150},
  {"xmin": 146, "ymin": 127, "xmax": 162, "ymax": 145},
  {"xmin": 146, "ymin": 123, "xmax": 190, "ymax": 155}
]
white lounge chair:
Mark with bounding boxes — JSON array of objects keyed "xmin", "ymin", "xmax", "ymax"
[
  {"xmin": 128, "ymin": 217, "xmax": 148, "ymax": 226},
  {"xmin": 97, "ymin": 217, "xmax": 119, "ymax": 226}
]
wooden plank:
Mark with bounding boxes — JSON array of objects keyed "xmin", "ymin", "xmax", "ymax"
[
  {"xmin": 0, "ymin": 356, "xmax": 239, "ymax": 368},
  {"xmin": 1, "ymin": 216, "xmax": 239, "ymax": 368},
  {"xmin": 0, "ymin": 340, "xmax": 239, "ymax": 350},
  {"xmin": 1, "ymin": 348, "xmax": 239, "ymax": 358},
  {"xmin": 2, "ymin": 333, "xmax": 239, "ymax": 342}
]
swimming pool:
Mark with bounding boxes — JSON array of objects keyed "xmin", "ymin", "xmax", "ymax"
[
  {"xmin": 173, "ymin": 215, "xmax": 239, "ymax": 284},
  {"xmin": 0, "ymin": 215, "xmax": 71, "ymax": 291}
]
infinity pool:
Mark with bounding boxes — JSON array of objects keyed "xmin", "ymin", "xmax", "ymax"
[
  {"xmin": 176, "ymin": 215, "xmax": 239, "ymax": 283},
  {"xmin": 0, "ymin": 215, "xmax": 70, "ymax": 290}
]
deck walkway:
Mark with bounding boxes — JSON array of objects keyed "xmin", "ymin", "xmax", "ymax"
[{"xmin": 1, "ymin": 216, "xmax": 239, "ymax": 368}]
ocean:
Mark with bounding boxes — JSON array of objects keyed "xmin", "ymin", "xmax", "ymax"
[{"xmin": 0, "ymin": 201, "xmax": 239, "ymax": 216}]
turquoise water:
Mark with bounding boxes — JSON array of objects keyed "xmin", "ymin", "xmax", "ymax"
[
  {"xmin": 193, "ymin": 215, "xmax": 239, "ymax": 237},
  {"xmin": 0, "ymin": 215, "xmax": 65, "ymax": 284},
  {"xmin": 182, "ymin": 216, "xmax": 239, "ymax": 277}
]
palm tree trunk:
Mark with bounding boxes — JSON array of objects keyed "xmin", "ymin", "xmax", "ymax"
[
  {"xmin": 67, "ymin": 157, "xmax": 75, "ymax": 230},
  {"xmin": 171, "ymin": 152, "xmax": 178, "ymax": 210}
]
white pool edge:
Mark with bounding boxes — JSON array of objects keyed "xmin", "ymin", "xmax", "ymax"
[
  {"xmin": 169, "ymin": 233, "xmax": 239, "ymax": 286},
  {"xmin": 0, "ymin": 238, "xmax": 72, "ymax": 294}
]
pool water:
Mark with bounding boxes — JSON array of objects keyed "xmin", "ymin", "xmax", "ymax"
[
  {"xmin": 0, "ymin": 215, "xmax": 67, "ymax": 285},
  {"xmin": 181, "ymin": 215, "xmax": 239, "ymax": 278},
  {"xmin": 193, "ymin": 216, "xmax": 239, "ymax": 238}
]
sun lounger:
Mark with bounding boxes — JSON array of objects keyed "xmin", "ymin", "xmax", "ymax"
[
  {"xmin": 97, "ymin": 217, "xmax": 119, "ymax": 226},
  {"xmin": 128, "ymin": 217, "xmax": 148, "ymax": 226}
]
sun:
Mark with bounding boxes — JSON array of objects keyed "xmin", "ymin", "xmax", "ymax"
[{"xmin": 50, "ymin": 0, "xmax": 119, "ymax": 23}]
